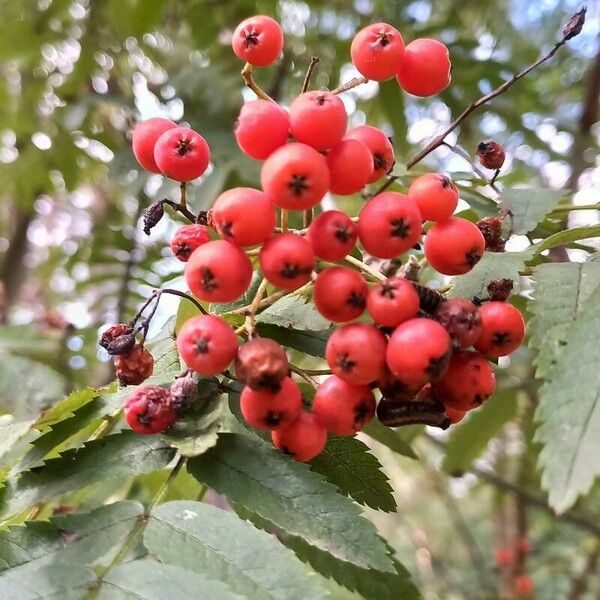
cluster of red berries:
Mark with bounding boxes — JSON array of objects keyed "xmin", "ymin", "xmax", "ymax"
[{"xmin": 103, "ymin": 14, "xmax": 526, "ymax": 462}]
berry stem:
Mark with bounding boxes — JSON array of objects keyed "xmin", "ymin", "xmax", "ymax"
[
  {"xmin": 441, "ymin": 142, "xmax": 500, "ymax": 194},
  {"xmin": 162, "ymin": 198, "xmax": 197, "ymax": 224},
  {"xmin": 289, "ymin": 364, "xmax": 319, "ymax": 389},
  {"xmin": 332, "ymin": 76, "xmax": 369, "ymax": 94},
  {"xmin": 281, "ymin": 208, "xmax": 289, "ymax": 232},
  {"xmin": 343, "ymin": 254, "xmax": 386, "ymax": 281},
  {"xmin": 301, "ymin": 56, "xmax": 320, "ymax": 93},
  {"xmin": 161, "ymin": 288, "xmax": 208, "ymax": 315},
  {"xmin": 179, "ymin": 182, "xmax": 188, "ymax": 210},
  {"xmin": 241, "ymin": 62, "xmax": 275, "ymax": 101},
  {"xmin": 371, "ymin": 174, "xmax": 401, "ymax": 197},
  {"xmin": 303, "ymin": 208, "xmax": 313, "ymax": 229},
  {"xmin": 244, "ymin": 277, "xmax": 270, "ymax": 336}
]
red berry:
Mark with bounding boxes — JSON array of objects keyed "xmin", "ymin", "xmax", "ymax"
[
  {"xmin": 358, "ymin": 192, "xmax": 422, "ymax": 258},
  {"xmin": 514, "ymin": 575, "xmax": 533, "ymax": 597},
  {"xmin": 408, "ymin": 173, "xmax": 458, "ymax": 222},
  {"xmin": 210, "ymin": 187, "xmax": 275, "ymax": 247},
  {"xmin": 396, "ymin": 38, "xmax": 451, "ymax": 97},
  {"xmin": 170, "ymin": 224, "xmax": 211, "ymax": 262},
  {"xmin": 177, "ymin": 314, "xmax": 238, "ymax": 375},
  {"xmin": 240, "ymin": 376, "xmax": 302, "ymax": 430},
  {"xmin": 272, "ymin": 411, "xmax": 327, "ymax": 462},
  {"xmin": 232, "ymin": 15, "xmax": 283, "ymax": 67},
  {"xmin": 313, "ymin": 375, "xmax": 375, "ymax": 435},
  {"xmin": 325, "ymin": 323, "xmax": 387, "ymax": 385},
  {"xmin": 289, "ymin": 92, "xmax": 347, "ymax": 151},
  {"xmin": 261, "ymin": 143, "xmax": 330, "ymax": 210},
  {"xmin": 477, "ymin": 140, "xmax": 506, "ymax": 170},
  {"xmin": 424, "ymin": 218, "xmax": 485, "ymax": 275},
  {"xmin": 366, "ymin": 277, "xmax": 420, "ymax": 328},
  {"xmin": 326, "ymin": 139, "xmax": 373, "ymax": 195},
  {"xmin": 132, "ymin": 118, "xmax": 177, "ymax": 173},
  {"xmin": 153, "ymin": 127, "xmax": 210, "ymax": 182},
  {"xmin": 494, "ymin": 547, "xmax": 515, "ymax": 568},
  {"xmin": 185, "ymin": 240, "xmax": 252, "ymax": 303},
  {"xmin": 350, "ymin": 23, "xmax": 405, "ymax": 81},
  {"xmin": 313, "ymin": 267, "xmax": 367, "ymax": 323},
  {"xmin": 124, "ymin": 385, "xmax": 177, "ymax": 434},
  {"xmin": 386, "ymin": 318, "xmax": 452, "ymax": 389},
  {"xmin": 435, "ymin": 298, "xmax": 483, "ymax": 349},
  {"xmin": 259, "ymin": 233, "xmax": 315, "ymax": 290},
  {"xmin": 474, "ymin": 302, "xmax": 525, "ymax": 357},
  {"xmin": 236, "ymin": 338, "xmax": 289, "ymax": 392},
  {"xmin": 115, "ymin": 344, "xmax": 154, "ymax": 386},
  {"xmin": 432, "ymin": 350, "xmax": 496, "ymax": 411},
  {"xmin": 346, "ymin": 126, "xmax": 394, "ymax": 183},
  {"xmin": 307, "ymin": 210, "xmax": 357, "ymax": 261},
  {"xmin": 445, "ymin": 406, "xmax": 467, "ymax": 424},
  {"xmin": 235, "ymin": 100, "xmax": 289, "ymax": 160}
]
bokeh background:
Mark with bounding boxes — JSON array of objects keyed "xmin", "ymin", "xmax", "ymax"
[{"xmin": 0, "ymin": 1, "xmax": 599, "ymax": 598}]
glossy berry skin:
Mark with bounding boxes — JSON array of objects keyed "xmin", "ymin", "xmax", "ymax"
[
  {"xmin": 435, "ymin": 298, "xmax": 482, "ymax": 349},
  {"xmin": 259, "ymin": 233, "xmax": 315, "ymax": 290},
  {"xmin": 289, "ymin": 92, "xmax": 347, "ymax": 151},
  {"xmin": 232, "ymin": 15, "xmax": 283, "ymax": 67},
  {"xmin": 185, "ymin": 240, "xmax": 252, "ymax": 303},
  {"xmin": 432, "ymin": 350, "xmax": 496, "ymax": 411},
  {"xmin": 326, "ymin": 139, "xmax": 373, "ymax": 195},
  {"xmin": 313, "ymin": 375, "xmax": 375, "ymax": 436},
  {"xmin": 396, "ymin": 38, "xmax": 451, "ymax": 97},
  {"xmin": 350, "ymin": 23, "xmax": 405, "ymax": 82},
  {"xmin": 367, "ymin": 277, "xmax": 420, "ymax": 328},
  {"xmin": 307, "ymin": 210, "xmax": 357, "ymax": 261},
  {"xmin": 132, "ymin": 118, "xmax": 177, "ymax": 173},
  {"xmin": 445, "ymin": 406, "xmax": 467, "ymax": 424},
  {"xmin": 408, "ymin": 173, "xmax": 458, "ymax": 222},
  {"xmin": 357, "ymin": 192, "xmax": 422, "ymax": 258},
  {"xmin": 474, "ymin": 302, "xmax": 525, "ymax": 357},
  {"xmin": 424, "ymin": 218, "xmax": 485, "ymax": 276},
  {"xmin": 386, "ymin": 318, "xmax": 452, "ymax": 389},
  {"xmin": 236, "ymin": 338, "xmax": 289, "ymax": 392},
  {"xmin": 210, "ymin": 187, "xmax": 275, "ymax": 247},
  {"xmin": 170, "ymin": 224, "xmax": 211, "ymax": 262},
  {"xmin": 477, "ymin": 140, "xmax": 505, "ymax": 170},
  {"xmin": 177, "ymin": 315, "xmax": 238, "ymax": 375},
  {"xmin": 346, "ymin": 126, "xmax": 394, "ymax": 183},
  {"xmin": 313, "ymin": 267, "xmax": 368, "ymax": 323},
  {"xmin": 115, "ymin": 344, "xmax": 154, "ymax": 386},
  {"xmin": 153, "ymin": 127, "xmax": 210, "ymax": 182},
  {"xmin": 240, "ymin": 377, "xmax": 302, "ymax": 430},
  {"xmin": 272, "ymin": 411, "xmax": 327, "ymax": 462},
  {"xmin": 124, "ymin": 385, "xmax": 176, "ymax": 434},
  {"xmin": 235, "ymin": 100, "xmax": 290, "ymax": 160},
  {"xmin": 261, "ymin": 143, "xmax": 330, "ymax": 210},
  {"xmin": 325, "ymin": 323, "xmax": 387, "ymax": 385}
]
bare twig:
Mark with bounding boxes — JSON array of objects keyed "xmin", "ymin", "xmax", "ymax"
[
  {"xmin": 302, "ymin": 56, "xmax": 320, "ymax": 93},
  {"xmin": 344, "ymin": 254, "xmax": 386, "ymax": 281},
  {"xmin": 241, "ymin": 62, "xmax": 275, "ymax": 101},
  {"xmin": 332, "ymin": 76, "xmax": 369, "ymax": 94},
  {"xmin": 162, "ymin": 198, "xmax": 197, "ymax": 224}
]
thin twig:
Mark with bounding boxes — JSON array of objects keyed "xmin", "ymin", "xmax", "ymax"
[
  {"xmin": 244, "ymin": 277, "xmax": 270, "ymax": 336},
  {"xmin": 371, "ymin": 174, "xmax": 401, "ymax": 197},
  {"xmin": 161, "ymin": 288, "xmax": 208, "ymax": 314},
  {"xmin": 302, "ymin": 56, "xmax": 320, "ymax": 93},
  {"xmin": 344, "ymin": 254, "xmax": 386, "ymax": 281},
  {"xmin": 332, "ymin": 76, "xmax": 369, "ymax": 94},
  {"xmin": 162, "ymin": 199, "xmax": 197, "ymax": 224},
  {"xmin": 289, "ymin": 364, "xmax": 319, "ymax": 389},
  {"xmin": 241, "ymin": 62, "xmax": 275, "ymax": 101}
]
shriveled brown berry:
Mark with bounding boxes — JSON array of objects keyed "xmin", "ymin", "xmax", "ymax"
[
  {"xmin": 170, "ymin": 373, "xmax": 198, "ymax": 413},
  {"xmin": 563, "ymin": 7, "xmax": 586, "ymax": 41},
  {"xmin": 143, "ymin": 201, "xmax": 165, "ymax": 235},
  {"xmin": 115, "ymin": 344, "xmax": 154, "ymax": 386},
  {"xmin": 477, "ymin": 140, "xmax": 505, "ymax": 170},
  {"xmin": 487, "ymin": 278, "xmax": 514, "ymax": 302},
  {"xmin": 235, "ymin": 338, "xmax": 289, "ymax": 392},
  {"xmin": 435, "ymin": 298, "xmax": 483, "ymax": 349},
  {"xmin": 100, "ymin": 324, "xmax": 133, "ymax": 350},
  {"xmin": 412, "ymin": 282, "xmax": 446, "ymax": 315},
  {"xmin": 476, "ymin": 216, "xmax": 505, "ymax": 252},
  {"xmin": 124, "ymin": 385, "xmax": 177, "ymax": 434}
]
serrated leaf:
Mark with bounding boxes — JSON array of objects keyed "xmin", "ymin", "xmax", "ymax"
[
  {"xmin": 0, "ymin": 418, "xmax": 35, "ymax": 467},
  {"xmin": 146, "ymin": 316, "xmax": 181, "ymax": 376},
  {"xmin": 145, "ymin": 500, "xmax": 328, "ymax": 600},
  {"xmin": 442, "ymin": 390, "xmax": 519, "ymax": 475},
  {"xmin": 501, "ymin": 187, "xmax": 565, "ymax": 234},
  {"xmin": 35, "ymin": 387, "xmax": 106, "ymax": 429},
  {"xmin": 309, "ymin": 436, "xmax": 396, "ymax": 512},
  {"xmin": 256, "ymin": 294, "xmax": 331, "ymax": 330},
  {"xmin": 188, "ymin": 433, "xmax": 395, "ymax": 572},
  {"xmin": 362, "ymin": 419, "xmax": 417, "ymax": 459},
  {"xmin": 256, "ymin": 324, "xmax": 332, "ymax": 358}
]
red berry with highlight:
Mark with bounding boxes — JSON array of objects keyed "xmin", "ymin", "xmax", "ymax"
[
  {"xmin": 124, "ymin": 385, "xmax": 176, "ymax": 434},
  {"xmin": 272, "ymin": 411, "xmax": 327, "ymax": 462},
  {"xmin": 235, "ymin": 100, "xmax": 289, "ymax": 160},
  {"xmin": 350, "ymin": 22, "xmax": 405, "ymax": 81},
  {"xmin": 170, "ymin": 224, "xmax": 211, "ymax": 262},
  {"xmin": 408, "ymin": 173, "xmax": 458, "ymax": 222},
  {"xmin": 261, "ymin": 143, "xmax": 330, "ymax": 210},
  {"xmin": 232, "ymin": 15, "xmax": 283, "ymax": 67},
  {"xmin": 185, "ymin": 240, "xmax": 252, "ymax": 303},
  {"xmin": 435, "ymin": 298, "xmax": 482, "ymax": 349},
  {"xmin": 313, "ymin": 267, "xmax": 367, "ymax": 323},
  {"xmin": 346, "ymin": 126, "xmax": 394, "ymax": 183},
  {"xmin": 114, "ymin": 344, "xmax": 154, "ymax": 386},
  {"xmin": 474, "ymin": 302, "xmax": 525, "ymax": 357},
  {"xmin": 211, "ymin": 187, "xmax": 275, "ymax": 247},
  {"xmin": 326, "ymin": 139, "xmax": 373, "ymax": 195},
  {"xmin": 259, "ymin": 233, "xmax": 315, "ymax": 290},
  {"xmin": 325, "ymin": 323, "xmax": 387, "ymax": 385},
  {"xmin": 367, "ymin": 277, "xmax": 420, "ymax": 328},
  {"xmin": 358, "ymin": 192, "xmax": 422, "ymax": 258},
  {"xmin": 307, "ymin": 210, "xmax": 357, "ymax": 261},
  {"xmin": 289, "ymin": 91, "xmax": 347, "ymax": 151},
  {"xmin": 396, "ymin": 38, "xmax": 451, "ymax": 97},
  {"xmin": 132, "ymin": 118, "xmax": 177, "ymax": 173},
  {"xmin": 424, "ymin": 217, "xmax": 485, "ymax": 275},
  {"xmin": 313, "ymin": 375, "xmax": 375, "ymax": 436},
  {"xmin": 177, "ymin": 314, "xmax": 238, "ymax": 375},
  {"xmin": 153, "ymin": 126, "xmax": 210, "ymax": 182}
]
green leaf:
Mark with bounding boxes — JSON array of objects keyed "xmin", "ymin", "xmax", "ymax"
[
  {"xmin": 442, "ymin": 390, "xmax": 519, "ymax": 475},
  {"xmin": 533, "ymin": 226, "xmax": 600, "ymax": 255},
  {"xmin": 145, "ymin": 500, "xmax": 328, "ymax": 600},
  {"xmin": 256, "ymin": 294, "xmax": 331, "ymax": 330},
  {"xmin": 188, "ymin": 433, "xmax": 395, "ymax": 572},
  {"xmin": 35, "ymin": 387, "xmax": 106, "ymax": 429},
  {"xmin": 500, "ymin": 187, "xmax": 565, "ymax": 234},
  {"xmin": 309, "ymin": 436, "xmax": 396, "ymax": 512},
  {"xmin": 256, "ymin": 324, "xmax": 332, "ymax": 358},
  {"xmin": 0, "ymin": 417, "xmax": 35, "ymax": 467},
  {"xmin": 535, "ymin": 284, "xmax": 600, "ymax": 513},
  {"xmin": 146, "ymin": 317, "xmax": 181, "ymax": 376},
  {"xmin": 362, "ymin": 419, "xmax": 417, "ymax": 459}
]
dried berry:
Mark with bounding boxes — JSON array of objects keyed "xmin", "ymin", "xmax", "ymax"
[
  {"xmin": 124, "ymin": 385, "xmax": 177, "ymax": 434},
  {"xmin": 143, "ymin": 201, "xmax": 165, "ymax": 235},
  {"xmin": 100, "ymin": 324, "xmax": 136, "ymax": 355},
  {"xmin": 412, "ymin": 282, "xmax": 446, "ymax": 315},
  {"xmin": 435, "ymin": 298, "xmax": 483, "ymax": 349},
  {"xmin": 100, "ymin": 324, "xmax": 133, "ymax": 349},
  {"xmin": 477, "ymin": 140, "xmax": 505, "ymax": 170},
  {"xmin": 476, "ymin": 216, "xmax": 505, "ymax": 252},
  {"xmin": 487, "ymin": 278, "xmax": 514, "ymax": 302},
  {"xmin": 235, "ymin": 338, "xmax": 289, "ymax": 392},
  {"xmin": 563, "ymin": 7, "xmax": 586, "ymax": 41},
  {"xmin": 115, "ymin": 344, "xmax": 154, "ymax": 386},
  {"xmin": 170, "ymin": 373, "xmax": 198, "ymax": 413}
]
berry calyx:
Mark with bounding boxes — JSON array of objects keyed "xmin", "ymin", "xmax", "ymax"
[
  {"xmin": 235, "ymin": 100, "xmax": 290, "ymax": 160},
  {"xmin": 153, "ymin": 126, "xmax": 211, "ymax": 182},
  {"xmin": 474, "ymin": 301, "xmax": 526, "ymax": 357},
  {"xmin": 185, "ymin": 240, "xmax": 252, "ymax": 303},
  {"xmin": 307, "ymin": 210, "xmax": 357, "ymax": 261},
  {"xmin": 477, "ymin": 140, "xmax": 505, "ymax": 170},
  {"xmin": 124, "ymin": 385, "xmax": 177, "ymax": 434},
  {"xmin": 487, "ymin": 278, "xmax": 514, "ymax": 302},
  {"xmin": 232, "ymin": 15, "xmax": 284, "ymax": 67},
  {"xmin": 259, "ymin": 233, "xmax": 315, "ymax": 290},
  {"xmin": 271, "ymin": 411, "xmax": 327, "ymax": 462},
  {"xmin": 115, "ymin": 343, "xmax": 154, "ymax": 386},
  {"xmin": 476, "ymin": 217, "xmax": 505, "ymax": 252},
  {"xmin": 345, "ymin": 125, "xmax": 395, "ymax": 183},
  {"xmin": 177, "ymin": 314, "xmax": 238, "ymax": 375},
  {"xmin": 350, "ymin": 23, "xmax": 405, "ymax": 82},
  {"xmin": 366, "ymin": 276, "xmax": 420, "ymax": 328},
  {"xmin": 235, "ymin": 337, "xmax": 289, "ymax": 392},
  {"xmin": 132, "ymin": 118, "xmax": 177, "ymax": 173},
  {"xmin": 313, "ymin": 267, "xmax": 368, "ymax": 323},
  {"xmin": 170, "ymin": 224, "xmax": 211, "ymax": 262},
  {"xmin": 326, "ymin": 139, "xmax": 373, "ymax": 195},
  {"xmin": 408, "ymin": 173, "xmax": 458, "ymax": 222},
  {"xmin": 313, "ymin": 375, "xmax": 376, "ymax": 436},
  {"xmin": 396, "ymin": 38, "xmax": 451, "ymax": 97},
  {"xmin": 435, "ymin": 298, "xmax": 483, "ymax": 349}
]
